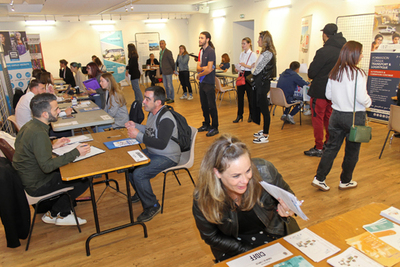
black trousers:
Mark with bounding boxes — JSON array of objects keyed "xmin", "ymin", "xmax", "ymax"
[
  {"xmin": 316, "ymin": 110, "xmax": 366, "ymax": 183},
  {"xmin": 236, "ymin": 71, "xmax": 253, "ymax": 117},
  {"xmin": 200, "ymin": 83, "xmax": 219, "ymax": 129},
  {"xmin": 32, "ymin": 171, "xmax": 89, "ymax": 216},
  {"xmin": 179, "ymin": 71, "xmax": 192, "ymax": 94}
]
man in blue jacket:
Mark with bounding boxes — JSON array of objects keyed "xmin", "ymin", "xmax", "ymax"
[{"xmin": 277, "ymin": 61, "xmax": 309, "ymax": 124}]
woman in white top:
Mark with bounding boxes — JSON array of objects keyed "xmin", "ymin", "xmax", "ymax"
[
  {"xmin": 233, "ymin": 38, "xmax": 258, "ymax": 123},
  {"xmin": 311, "ymin": 41, "xmax": 372, "ymax": 192},
  {"xmin": 70, "ymin": 62, "xmax": 87, "ymax": 94}
]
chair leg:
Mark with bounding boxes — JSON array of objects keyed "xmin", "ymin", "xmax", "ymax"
[
  {"xmin": 273, "ymin": 105, "xmax": 277, "ymax": 116},
  {"xmin": 184, "ymin": 168, "xmax": 196, "ymax": 187},
  {"xmin": 172, "ymin": 171, "xmax": 181, "ymax": 186},
  {"xmin": 161, "ymin": 172, "xmax": 167, "ymax": 214},
  {"xmin": 299, "ymin": 106, "xmax": 302, "ymax": 125},
  {"xmin": 66, "ymin": 192, "xmax": 81, "ymax": 233},
  {"xmin": 379, "ymin": 130, "xmax": 393, "ymax": 159},
  {"xmin": 25, "ymin": 203, "xmax": 40, "ymax": 251},
  {"xmin": 281, "ymin": 120, "xmax": 286, "ymax": 130}
]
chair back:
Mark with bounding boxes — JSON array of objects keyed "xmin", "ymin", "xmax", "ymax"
[
  {"xmin": 214, "ymin": 77, "xmax": 223, "ymax": 93},
  {"xmin": 0, "ymin": 138, "xmax": 15, "ymax": 162},
  {"xmin": 270, "ymin": 87, "xmax": 289, "ymax": 107},
  {"xmin": 155, "ymin": 68, "xmax": 162, "ymax": 79},
  {"xmin": 389, "ymin": 105, "xmax": 400, "ymax": 132},
  {"xmin": 7, "ymin": 115, "xmax": 20, "ymax": 133},
  {"xmin": 177, "ymin": 126, "xmax": 198, "ymax": 168}
]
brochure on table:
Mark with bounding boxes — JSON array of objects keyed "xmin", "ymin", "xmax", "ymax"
[
  {"xmin": 381, "ymin": 206, "xmax": 400, "ymax": 225},
  {"xmin": 327, "ymin": 247, "xmax": 383, "ymax": 267},
  {"xmin": 104, "ymin": 138, "xmax": 139, "ymax": 150},
  {"xmin": 364, "ymin": 218, "xmax": 400, "ymax": 251},
  {"xmin": 273, "ymin": 255, "xmax": 313, "ymax": 267}
]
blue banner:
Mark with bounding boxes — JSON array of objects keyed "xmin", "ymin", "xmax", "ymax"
[{"xmin": 100, "ymin": 31, "xmax": 126, "ymax": 83}]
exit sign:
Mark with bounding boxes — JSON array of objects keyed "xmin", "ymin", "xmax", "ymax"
[{"xmin": 240, "ymin": 14, "xmax": 245, "ymax": 19}]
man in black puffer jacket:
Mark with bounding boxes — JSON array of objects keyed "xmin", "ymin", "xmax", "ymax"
[{"xmin": 304, "ymin": 23, "xmax": 346, "ymax": 157}]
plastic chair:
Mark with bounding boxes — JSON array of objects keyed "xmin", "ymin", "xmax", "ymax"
[
  {"xmin": 0, "ymin": 138, "xmax": 81, "ymax": 251},
  {"xmin": 215, "ymin": 77, "xmax": 237, "ymax": 108},
  {"xmin": 160, "ymin": 126, "xmax": 198, "ymax": 213},
  {"xmin": 7, "ymin": 115, "xmax": 20, "ymax": 134},
  {"xmin": 379, "ymin": 105, "xmax": 400, "ymax": 159},
  {"xmin": 269, "ymin": 87, "xmax": 303, "ymax": 130},
  {"xmin": 154, "ymin": 68, "xmax": 163, "ymax": 86}
]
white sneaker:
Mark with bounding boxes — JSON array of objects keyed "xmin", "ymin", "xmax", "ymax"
[
  {"xmin": 311, "ymin": 177, "xmax": 330, "ymax": 191},
  {"xmin": 339, "ymin": 181, "xmax": 358, "ymax": 190},
  {"xmin": 42, "ymin": 211, "xmax": 58, "ymax": 224},
  {"xmin": 180, "ymin": 94, "xmax": 187, "ymax": 100},
  {"xmin": 253, "ymin": 135, "xmax": 269, "ymax": 144},
  {"xmin": 187, "ymin": 95, "xmax": 193, "ymax": 100},
  {"xmin": 55, "ymin": 213, "xmax": 87, "ymax": 226},
  {"xmin": 253, "ymin": 130, "xmax": 264, "ymax": 138},
  {"xmin": 280, "ymin": 114, "xmax": 287, "ymax": 121},
  {"xmin": 303, "ymin": 109, "xmax": 311, "ymax": 116},
  {"xmin": 286, "ymin": 114, "xmax": 296, "ymax": 124}
]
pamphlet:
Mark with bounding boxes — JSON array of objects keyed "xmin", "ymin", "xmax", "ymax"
[
  {"xmin": 274, "ymin": 256, "xmax": 313, "ymax": 267},
  {"xmin": 283, "ymin": 228, "xmax": 340, "ymax": 262},
  {"xmin": 364, "ymin": 218, "xmax": 400, "ymax": 251},
  {"xmin": 66, "ymin": 134, "xmax": 93, "ymax": 145},
  {"xmin": 327, "ymin": 247, "xmax": 383, "ymax": 267},
  {"xmin": 52, "ymin": 143, "xmax": 105, "ymax": 162},
  {"xmin": 104, "ymin": 138, "xmax": 140, "ymax": 150},
  {"xmin": 260, "ymin": 181, "xmax": 308, "ymax": 220},
  {"xmin": 127, "ymin": 150, "xmax": 148, "ymax": 162},
  {"xmin": 381, "ymin": 206, "xmax": 400, "ymax": 225},
  {"xmin": 346, "ymin": 232, "xmax": 400, "ymax": 266}
]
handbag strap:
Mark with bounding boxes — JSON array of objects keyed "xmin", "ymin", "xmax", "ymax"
[
  {"xmin": 352, "ymin": 71, "xmax": 358, "ymax": 127},
  {"xmin": 241, "ymin": 51, "xmax": 252, "ymax": 71}
]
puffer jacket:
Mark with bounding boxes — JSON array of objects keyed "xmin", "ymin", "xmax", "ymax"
[
  {"xmin": 192, "ymin": 158, "xmax": 300, "ymax": 262},
  {"xmin": 308, "ymin": 32, "xmax": 346, "ymax": 99}
]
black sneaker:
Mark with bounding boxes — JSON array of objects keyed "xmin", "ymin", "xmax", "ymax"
[
  {"xmin": 131, "ymin": 193, "xmax": 140, "ymax": 203},
  {"xmin": 137, "ymin": 204, "xmax": 161, "ymax": 222},
  {"xmin": 166, "ymin": 99, "xmax": 174, "ymax": 104},
  {"xmin": 304, "ymin": 147, "xmax": 323, "ymax": 157},
  {"xmin": 206, "ymin": 128, "xmax": 219, "ymax": 137},
  {"xmin": 198, "ymin": 125, "xmax": 209, "ymax": 132}
]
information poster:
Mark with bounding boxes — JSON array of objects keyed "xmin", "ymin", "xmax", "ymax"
[
  {"xmin": 99, "ymin": 30, "xmax": 126, "ymax": 83},
  {"xmin": 299, "ymin": 15, "xmax": 312, "ymax": 66},
  {"xmin": 0, "ymin": 31, "xmax": 32, "ymax": 93},
  {"xmin": 135, "ymin": 32, "xmax": 160, "ymax": 68},
  {"xmin": 27, "ymin": 34, "xmax": 45, "ymax": 70},
  {"xmin": 367, "ymin": 5, "xmax": 400, "ymax": 121}
]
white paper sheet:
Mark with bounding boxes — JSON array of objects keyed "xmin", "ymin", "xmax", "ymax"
[
  {"xmin": 260, "ymin": 181, "xmax": 308, "ymax": 220},
  {"xmin": 127, "ymin": 150, "xmax": 148, "ymax": 162},
  {"xmin": 66, "ymin": 134, "xmax": 93, "ymax": 145},
  {"xmin": 327, "ymin": 247, "xmax": 383, "ymax": 267},
  {"xmin": 101, "ymin": 115, "xmax": 112, "ymax": 120},
  {"xmin": 52, "ymin": 143, "xmax": 105, "ymax": 162}
]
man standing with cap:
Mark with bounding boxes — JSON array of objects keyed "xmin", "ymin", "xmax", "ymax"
[{"xmin": 304, "ymin": 23, "xmax": 346, "ymax": 157}]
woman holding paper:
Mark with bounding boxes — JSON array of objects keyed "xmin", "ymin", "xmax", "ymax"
[
  {"xmin": 86, "ymin": 62, "xmax": 106, "ymax": 109},
  {"xmin": 95, "ymin": 73, "xmax": 129, "ymax": 132},
  {"xmin": 192, "ymin": 135, "xmax": 299, "ymax": 262}
]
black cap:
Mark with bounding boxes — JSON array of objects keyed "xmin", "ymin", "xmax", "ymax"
[{"xmin": 321, "ymin": 23, "xmax": 338, "ymax": 36}]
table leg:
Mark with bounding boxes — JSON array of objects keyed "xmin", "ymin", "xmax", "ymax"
[
  {"xmin": 89, "ymin": 177, "xmax": 100, "ymax": 233},
  {"xmin": 125, "ymin": 170, "xmax": 134, "ymax": 223}
]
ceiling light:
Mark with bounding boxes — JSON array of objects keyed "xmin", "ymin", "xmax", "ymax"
[
  {"xmin": 125, "ymin": 6, "xmax": 128, "ymax": 12},
  {"xmin": 268, "ymin": 0, "xmax": 291, "ymax": 10},
  {"xmin": 25, "ymin": 20, "xmax": 56, "ymax": 26},
  {"xmin": 11, "ymin": 5, "xmax": 15, "ymax": 12},
  {"xmin": 89, "ymin": 20, "xmax": 116, "ymax": 25},
  {"xmin": 144, "ymin": 19, "xmax": 168, "ymax": 24}
]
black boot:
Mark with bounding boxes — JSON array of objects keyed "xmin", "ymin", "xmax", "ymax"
[
  {"xmin": 247, "ymin": 115, "xmax": 252, "ymax": 123},
  {"xmin": 233, "ymin": 115, "xmax": 243, "ymax": 123}
]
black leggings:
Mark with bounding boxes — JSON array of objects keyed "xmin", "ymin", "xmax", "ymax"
[{"xmin": 179, "ymin": 71, "xmax": 192, "ymax": 94}]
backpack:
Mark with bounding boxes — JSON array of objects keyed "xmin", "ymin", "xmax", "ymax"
[
  {"xmin": 129, "ymin": 100, "xmax": 144, "ymax": 124},
  {"xmin": 156, "ymin": 105, "xmax": 191, "ymax": 152}
]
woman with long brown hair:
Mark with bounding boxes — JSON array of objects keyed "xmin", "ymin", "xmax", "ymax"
[
  {"xmin": 193, "ymin": 135, "xmax": 299, "ymax": 262},
  {"xmin": 251, "ymin": 31, "xmax": 277, "ymax": 144},
  {"xmin": 126, "ymin": 43, "xmax": 143, "ymax": 102},
  {"xmin": 86, "ymin": 61, "xmax": 106, "ymax": 109},
  {"xmin": 311, "ymin": 41, "xmax": 371, "ymax": 191},
  {"xmin": 176, "ymin": 45, "xmax": 193, "ymax": 100}
]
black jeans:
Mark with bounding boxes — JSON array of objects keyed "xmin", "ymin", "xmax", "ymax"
[
  {"xmin": 316, "ymin": 110, "xmax": 366, "ymax": 183},
  {"xmin": 32, "ymin": 171, "xmax": 89, "ymax": 216},
  {"xmin": 179, "ymin": 71, "xmax": 192, "ymax": 94},
  {"xmin": 200, "ymin": 82, "xmax": 218, "ymax": 130},
  {"xmin": 236, "ymin": 71, "xmax": 252, "ymax": 117}
]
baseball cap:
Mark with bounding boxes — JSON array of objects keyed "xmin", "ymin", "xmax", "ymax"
[{"xmin": 321, "ymin": 23, "xmax": 338, "ymax": 36}]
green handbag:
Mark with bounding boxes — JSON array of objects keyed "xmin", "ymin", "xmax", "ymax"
[{"xmin": 348, "ymin": 72, "xmax": 372, "ymax": 143}]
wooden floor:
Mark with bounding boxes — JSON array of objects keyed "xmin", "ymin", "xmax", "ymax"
[{"xmin": 1, "ymin": 80, "xmax": 400, "ymax": 266}]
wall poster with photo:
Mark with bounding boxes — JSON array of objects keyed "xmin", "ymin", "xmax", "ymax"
[
  {"xmin": 27, "ymin": 34, "xmax": 45, "ymax": 70},
  {"xmin": 299, "ymin": 15, "xmax": 312, "ymax": 66},
  {"xmin": 134, "ymin": 32, "xmax": 160, "ymax": 68},
  {"xmin": 99, "ymin": 30, "xmax": 126, "ymax": 83}
]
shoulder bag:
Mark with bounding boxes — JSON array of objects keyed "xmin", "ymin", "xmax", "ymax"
[
  {"xmin": 349, "ymin": 71, "xmax": 372, "ymax": 143},
  {"xmin": 236, "ymin": 52, "xmax": 252, "ymax": 86}
]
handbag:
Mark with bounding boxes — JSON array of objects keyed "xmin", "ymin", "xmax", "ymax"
[
  {"xmin": 348, "ymin": 72, "xmax": 372, "ymax": 143},
  {"xmin": 236, "ymin": 52, "xmax": 252, "ymax": 86}
]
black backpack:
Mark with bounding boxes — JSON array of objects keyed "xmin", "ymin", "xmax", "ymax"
[
  {"xmin": 129, "ymin": 100, "xmax": 144, "ymax": 124},
  {"xmin": 156, "ymin": 105, "xmax": 191, "ymax": 152}
]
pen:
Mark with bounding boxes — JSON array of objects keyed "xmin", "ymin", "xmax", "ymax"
[{"xmin": 107, "ymin": 135, "xmax": 121, "ymax": 138}]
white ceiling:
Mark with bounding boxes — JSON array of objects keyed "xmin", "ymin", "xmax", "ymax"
[{"xmin": 0, "ymin": 0, "xmax": 215, "ymax": 20}]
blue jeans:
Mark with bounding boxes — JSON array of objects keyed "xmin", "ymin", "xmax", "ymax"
[
  {"xmin": 162, "ymin": 74, "xmax": 174, "ymax": 100},
  {"xmin": 129, "ymin": 149, "xmax": 177, "ymax": 209},
  {"xmin": 131, "ymin": 79, "xmax": 143, "ymax": 103},
  {"xmin": 95, "ymin": 124, "xmax": 113, "ymax": 132},
  {"xmin": 284, "ymin": 95, "xmax": 302, "ymax": 116}
]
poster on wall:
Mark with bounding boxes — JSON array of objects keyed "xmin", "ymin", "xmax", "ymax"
[
  {"xmin": 99, "ymin": 30, "xmax": 126, "ymax": 83},
  {"xmin": 27, "ymin": 34, "xmax": 45, "ymax": 70},
  {"xmin": 134, "ymin": 32, "xmax": 160, "ymax": 67},
  {"xmin": 367, "ymin": 4, "xmax": 400, "ymax": 122},
  {"xmin": 299, "ymin": 15, "xmax": 312, "ymax": 66},
  {"xmin": 0, "ymin": 31, "xmax": 32, "ymax": 93}
]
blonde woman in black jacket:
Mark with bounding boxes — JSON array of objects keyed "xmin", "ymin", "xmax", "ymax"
[{"xmin": 193, "ymin": 135, "xmax": 299, "ymax": 262}]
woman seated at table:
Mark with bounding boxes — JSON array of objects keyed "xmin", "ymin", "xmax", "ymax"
[
  {"xmin": 95, "ymin": 73, "xmax": 129, "ymax": 132},
  {"xmin": 216, "ymin": 53, "xmax": 230, "ymax": 72},
  {"xmin": 39, "ymin": 71, "xmax": 69, "ymax": 102},
  {"xmin": 146, "ymin": 53, "xmax": 159, "ymax": 86},
  {"xmin": 193, "ymin": 135, "xmax": 300, "ymax": 262},
  {"xmin": 86, "ymin": 62, "xmax": 106, "ymax": 109},
  {"xmin": 70, "ymin": 62, "xmax": 87, "ymax": 94}
]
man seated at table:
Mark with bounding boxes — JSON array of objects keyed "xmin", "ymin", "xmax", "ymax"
[
  {"xmin": 13, "ymin": 93, "xmax": 91, "ymax": 226},
  {"xmin": 125, "ymin": 86, "xmax": 181, "ymax": 222},
  {"xmin": 277, "ymin": 61, "xmax": 309, "ymax": 124}
]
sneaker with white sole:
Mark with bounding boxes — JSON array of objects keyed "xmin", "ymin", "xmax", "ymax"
[
  {"xmin": 280, "ymin": 114, "xmax": 287, "ymax": 121},
  {"xmin": 286, "ymin": 115, "xmax": 295, "ymax": 124},
  {"xmin": 253, "ymin": 130, "xmax": 264, "ymax": 138},
  {"xmin": 42, "ymin": 211, "xmax": 58, "ymax": 224},
  {"xmin": 187, "ymin": 94, "xmax": 193, "ymax": 100},
  {"xmin": 180, "ymin": 94, "xmax": 187, "ymax": 100},
  {"xmin": 55, "ymin": 213, "xmax": 87, "ymax": 226},
  {"xmin": 253, "ymin": 135, "xmax": 269, "ymax": 144},
  {"xmin": 338, "ymin": 181, "xmax": 358, "ymax": 190},
  {"xmin": 311, "ymin": 177, "xmax": 330, "ymax": 191},
  {"xmin": 303, "ymin": 109, "xmax": 311, "ymax": 116}
]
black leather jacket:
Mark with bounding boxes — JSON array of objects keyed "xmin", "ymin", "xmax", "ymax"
[{"xmin": 192, "ymin": 158, "xmax": 300, "ymax": 262}]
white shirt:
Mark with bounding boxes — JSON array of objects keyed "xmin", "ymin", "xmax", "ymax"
[
  {"xmin": 326, "ymin": 68, "xmax": 372, "ymax": 112},
  {"xmin": 15, "ymin": 91, "xmax": 35, "ymax": 128},
  {"xmin": 239, "ymin": 49, "xmax": 257, "ymax": 72}
]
